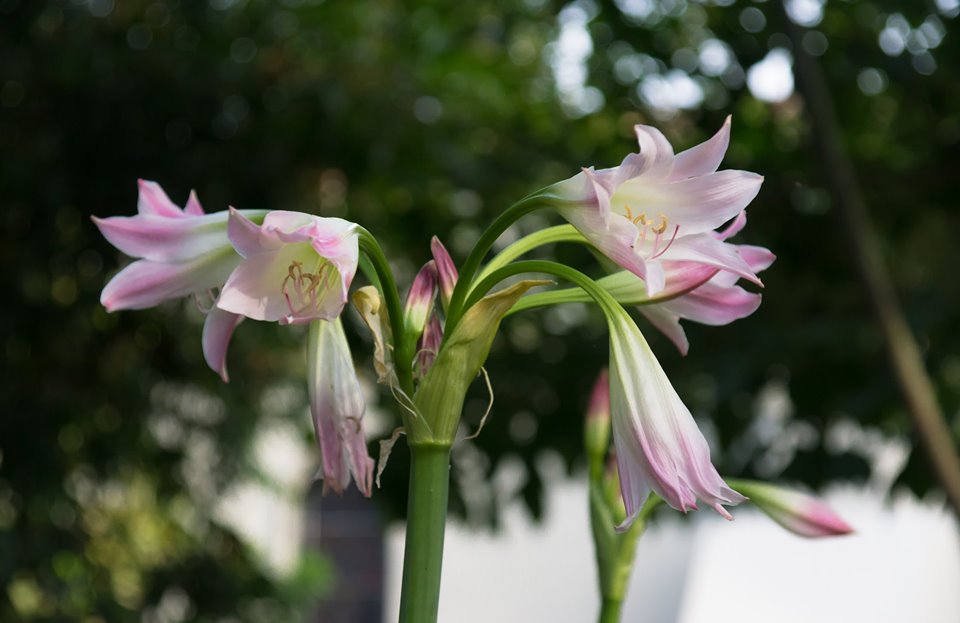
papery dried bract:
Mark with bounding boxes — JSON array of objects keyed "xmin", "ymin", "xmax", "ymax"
[{"xmin": 352, "ymin": 286, "xmax": 396, "ymax": 386}]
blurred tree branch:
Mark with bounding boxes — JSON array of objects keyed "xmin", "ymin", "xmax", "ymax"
[{"xmin": 779, "ymin": 0, "xmax": 960, "ymax": 515}]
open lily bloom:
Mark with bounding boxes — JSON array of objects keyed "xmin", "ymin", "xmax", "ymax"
[
  {"xmin": 308, "ymin": 318, "xmax": 374, "ymax": 496},
  {"xmin": 607, "ymin": 307, "xmax": 746, "ymax": 530},
  {"xmin": 551, "ymin": 117, "xmax": 763, "ymax": 295},
  {"xmin": 92, "ymin": 180, "xmax": 266, "ymax": 381},
  {"xmin": 218, "ymin": 209, "xmax": 359, "ymax": 325},
  {"xmin": 612, "ymin": 211, "xmax": 775, "ymax": 355}
]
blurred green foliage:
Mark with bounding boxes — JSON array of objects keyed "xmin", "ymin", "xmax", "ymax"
[{"xmin": 1, "ymin": 0, "xmax": 958, "ymax": 620}]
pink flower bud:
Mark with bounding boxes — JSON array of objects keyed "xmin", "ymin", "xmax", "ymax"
[
  {"xmin": 404, "ymin": 260, "xmax": 438, "ymax": 338},
  {"xmin": 430, "ymin": 236, "xmax": 459, "ymax": 311},
  {"xmin": 734, "ymin": 480, "xmax": 854, "ymax": 538}
]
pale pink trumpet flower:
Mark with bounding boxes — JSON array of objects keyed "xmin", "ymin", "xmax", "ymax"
[
  {"xmin": 551, "ymin": 117, "xmax": 764, "ymax": 295},
  {"xmin": 600, "ymin": 211, "xmax": 776, "ymax": 355},
  {"xmin": 606, "ymin": 308, "xmax": 746, "ymax": 530},
  {"xmin": 217, "ymin": 209, "xmax": 359, "ymax": 325},
  {"xmin": 93, "ymin": 180, "xmax": 266, "ymax": 381},
  {"xmin": 308, "ymin": 318, "xmax": 374, "ymax": 497}
]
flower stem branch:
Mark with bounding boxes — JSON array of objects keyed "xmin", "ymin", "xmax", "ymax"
[
  {"xmin": 398, "ymin": 442, "xmax": 452, "ymax": 623},
  {"xmin": 463, "ymin": 260, "xmax": 620, "ymax": 317},
  {"xmin": 357, "ymin": 228, "xmax": 414, "ymax": 396},
  {"xmin": 475, "ymin": 224, "xmax": 585, "ymax": 283},
  {"xmin": 445, "ymin": 191, "xmax": 563, "ymax": 332}
]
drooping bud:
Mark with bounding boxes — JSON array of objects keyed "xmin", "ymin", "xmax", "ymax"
[
  {"xmin": 307, "ymin": 318, "xmax": 374, "ymax": 497},
  {"xmin": 732, "ymin": 480, "xmax": 854, "ymax": 538},
  {"xmin": 430, "ymin": 236, "xmax": 459, "ymax": 312},
  {"xmin": 403, "ymin": 260, "xmax": 438, "ymax": 341}
]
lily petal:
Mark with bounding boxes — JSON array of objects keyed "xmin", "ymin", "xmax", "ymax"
[
  {"xmin": 92, "ymin": 211, "xmax": 241, "ymax": 263},
  {"xmin": 670, "ymin": 115, "xmax": 731, "ymax": 181},
  {"xmin": 100, "ymin": 250, "xmax": 240, "ymax": 311},
  {"xmin": 637, "ymin": 305, "xmax": 689, "ymax": 356},
  {"xmin": 184, "ymin": 190, "xmax": 205, "ymax": 216},
  {"xmin": 662, "ymin": 234, "xmax": 763, "ymax": 286},
  {"xmin": 137, "ymin": 179, "xmax": 184, "ymax": 217},
  {"xmin": 614, "ymin": 170, "xmax": 763, "ymax": 238},
  {"xmin": 202, "ymin": 306, "xmax": 243, "ymax": 382}
]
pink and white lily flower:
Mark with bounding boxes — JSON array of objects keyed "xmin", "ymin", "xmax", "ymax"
[
  {"xmin": 607, "ymin": 307, "xmax": 746, "ymax": 530},
  {"xmin": 92, "ymin": 180, "xmax": 266, "ymax": 382},
  {"xmin": 308, "ymin": 318, "xmax": 374, "ymax": 496},
  {"xmin": 217, "ymin": 209, "xmax": 359, "ymax": 325},
  {"xmin": 552, "ymin": 117, "xmax": 763, "ymax": 295},
  {"xmin": 599, "ymin": 211, "xmax": 776, "ymax": 355}
]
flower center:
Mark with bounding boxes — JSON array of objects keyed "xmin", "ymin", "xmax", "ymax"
[
  {"xmin": 281, "ymin": 259, "xmax": 336, "ymax": 318},
  {"xmin": 622, "ymin": 206, "xmax": 679, "ymax": 260}
]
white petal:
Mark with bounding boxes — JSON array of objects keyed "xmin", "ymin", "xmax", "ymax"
[
  {"xmin": 137, "ymin": 179, "xmax": 184, "ymax": 217},
  {"xmin": 614, "ymin": 170, "xmax": 763, "ymax": 237},
  {"xmin": 670, "ymin": 116, "xmax": 731, "ymax": 180},
  {"xmin": 202, "ymin": 307, "xmax": 243, "ymax": 382},
  {"xmin": 100, "ymin": 251, "xmax": 239, "ymax": 311}
]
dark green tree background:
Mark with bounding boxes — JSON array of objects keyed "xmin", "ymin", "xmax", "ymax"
[{"xmin": 2, "ymin": 0, "xmax": 957, "ymax": 620}]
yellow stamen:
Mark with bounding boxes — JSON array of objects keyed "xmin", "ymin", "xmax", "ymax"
[{"xmin": 651, "ymin": 214, "xmax": 668, "ymax": 235}]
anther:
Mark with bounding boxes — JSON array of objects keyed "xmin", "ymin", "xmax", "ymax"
[{"xmin": 651, "ymin": 214, "xmax": 668, "ymax": 235}]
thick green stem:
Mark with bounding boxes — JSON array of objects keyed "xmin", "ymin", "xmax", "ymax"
[
  {"xmin": 398, "ymin": 443, "xmax": 452, "ymax": 623},
  {"xmin": 599, "ymin": 598, "xmax": 624, "ymax": 623},
  {"xmin": 357, "ymin": 228, "xmax": 414, "ymax": 396}
]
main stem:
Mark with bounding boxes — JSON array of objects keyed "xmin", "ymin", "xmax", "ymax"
[
  {"xmin": 599, "ymin": 598, "xmax": 623, "ymax": 623},
  {"xmin": 398, "ymin": 443, "xmax": 452, "ymax": 623}
]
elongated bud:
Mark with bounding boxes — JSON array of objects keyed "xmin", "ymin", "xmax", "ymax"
[
  {"xmin": 585, "ymin": 369, "xmax": 611, "ymax": 480},
  {"xmin": 307, "ymin": 318, "xmax": 374, "ymax": 497},
  {"xmin": 430, "ymin": 236, "xmax": 459, "ymax": 312},
  {"xmin": 733, "ymin": 480, "xmax": 854, "ymax": 538},
  {"xmin": 416, "ymin": 313, "xmax": 443, "ymax": 380},
  {"xmin": 404, "ymin": 260, "xmax": 438, "ymax": 340}
]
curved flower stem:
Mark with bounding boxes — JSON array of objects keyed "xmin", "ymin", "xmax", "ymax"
[
  {"xmin": 592, "ymin": 495, "xmax": 662, "ymax": 623},
  {"xmin": 357, "ymin": 228, "xmax": 414, "ymax": 396},
  {"xmin": 464, "ymin": 260, "xmax": 621, "ymax": 318},
  {"xmin": 475, "ymin": 224, "xmax": 585, "ymax": 283},
  {"xmin": 398, "ymin": 442, "xmax": 452, "ymax": 623},
  {"xmin": 445, "ymin": 191, "xmax": 566, "ymax": 333}
]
